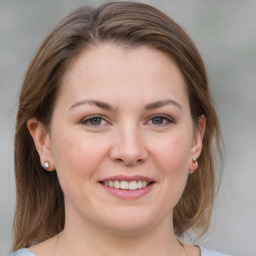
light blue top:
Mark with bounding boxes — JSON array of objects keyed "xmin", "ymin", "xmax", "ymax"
[{"xmin": 9, "ymin": 246, "xmax": 231, "ymax": 256}]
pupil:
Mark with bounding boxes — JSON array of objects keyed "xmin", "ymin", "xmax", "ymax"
[
  {"xmin": 90, "ymin": 118, "xmax": 101, "ymax": 125},
  {"xmin": 153, "ymin": 117, "xmax": 163, "ymax": 124}
]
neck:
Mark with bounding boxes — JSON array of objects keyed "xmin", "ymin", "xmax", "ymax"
[{"xmin": 56, "ymin": 215, "xmax": 186, "ymax": 256}]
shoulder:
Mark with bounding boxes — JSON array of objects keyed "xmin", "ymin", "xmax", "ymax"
[
  {"xmin": 10, "ymin": 235, "xmax": 59, "ymax": 256},
  {"xmin": 9, "ymin": 248, "xmax": 36, "ymax": 256},
  {"xmin": 200, "ymin": 246, "xmax": 231, "ymax": 256},
  {"xmin": 9, "ymin": 246, "xmax": 231, "ymax": 256}
]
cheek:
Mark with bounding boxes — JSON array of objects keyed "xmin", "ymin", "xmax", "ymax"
[
  {"xmin": 162, "ymin": 137, "xmax": 192, "ymax": 199},
  {"xmin": 50, "ymin": 129, "xmax": 110, "ymax": 209},
  {"xmin": 51, "ymin": 128, "xmax": 109, "ymax": 184},
  {"xmin": 155, "ymin": 133, "xmax": 191, "ymax": 190},
  {"xmin": 154, "ymin": 133, "xmax": 192, "ymax": 171}
]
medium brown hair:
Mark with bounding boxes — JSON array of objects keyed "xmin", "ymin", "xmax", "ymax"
[{"xmin": 13, "ymin": 1, "xmax": 222, "ymax": 250}]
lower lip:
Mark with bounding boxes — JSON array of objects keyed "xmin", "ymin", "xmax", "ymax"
[{"xmin": 100, "ymin": 183, "xmax": 155, "ymax": 199}]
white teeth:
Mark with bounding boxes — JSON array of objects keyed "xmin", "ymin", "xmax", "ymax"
[
  {"xmin": 120, "ymin": 181, "xmax": 129, "ymax": 189},
  {"xmin": 142, "ymin": 180, "xmax": 147, "ymax": 188},
  {"xmin": 108, "ymin": 181, "xmax": 114, "ymax": 188},
  {"xmin": 113, "ymin": 180, "xmax": 120, "ymax": 189},
  {"xmin": 128, "ymin": 181, "xmax": 137, "ymax": 190},
  {"xmin": 103, "ymin": 180, "xmax": 150, "ymax": 190}
]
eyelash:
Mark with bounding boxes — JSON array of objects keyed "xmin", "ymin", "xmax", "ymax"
[
  {"xmin": 146, "ymin": 114, "xmax": 175, "ymax": 126},
  {"xmin": 80, "ymin": 114, "xmax": 175, "ymax": 128},
  {"xmin": 80, "ymin": 115, "xmax": 108, "ymax": 127}
]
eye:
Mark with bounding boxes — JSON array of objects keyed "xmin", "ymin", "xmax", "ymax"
[
  {"xmin": 147, "ymin": 114, "xmax": 174, "ymax": 126},
  {"xmin": 151, "ymin": 116, "xmax": 165, "ymax": 125},
  {"xmin": 81, "ymin": 115, "xmax": 108, "ymax": 126}
]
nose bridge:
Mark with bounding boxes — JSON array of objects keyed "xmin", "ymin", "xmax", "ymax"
[{"xmin": 110, "ymin": 120, "xmax": 148, "ymax": 165}]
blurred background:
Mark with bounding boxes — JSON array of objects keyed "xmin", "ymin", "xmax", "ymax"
[{"xmin": 0, "ymin": 1, "xmax": 255, "ymax": 255}]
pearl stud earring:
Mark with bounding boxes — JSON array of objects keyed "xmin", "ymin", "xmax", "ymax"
[
  {"xmin": 189, "ymin": 158, "xmax": 198, "ymax": 175},
  {"xmin": 44, "ymin": 161, "xmax": 50, "ymax": 169},
  {"xmin": 192, "ymin": 158, "xmax": 198, "ymax": 169}
]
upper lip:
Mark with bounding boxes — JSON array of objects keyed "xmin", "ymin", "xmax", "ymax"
[{"xmin": 99, "ymin": 175, "xmax": 155, "ymax": 182}]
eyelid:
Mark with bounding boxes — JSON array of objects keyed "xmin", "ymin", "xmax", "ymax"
[
  {"xmin": 146, "ymin": 114, "xmax": 175, "ymax": 125},
  {"xmin": 79, "ymin": 114, "xmax": 175, "ymax": 127},
  {"xmin": 80, "ymin": 114, "xmax": 110, "ymax": 126}
]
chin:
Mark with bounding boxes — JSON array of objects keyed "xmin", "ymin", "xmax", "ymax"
[{"xmin": 98, "ymin": 208, "xmax": 160, "ymax": 235}]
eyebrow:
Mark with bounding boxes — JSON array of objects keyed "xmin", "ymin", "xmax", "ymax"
[
  {"xmin": 70, "ymin": 99, "xmax": 113, "ymax": 111},
  {"xmin": 70, "ymin": 98, "xmax": 182, "ymax": 111},
  {"xmin": 144, "ymin": 99, "xmax": 182, "ymax": 110}
]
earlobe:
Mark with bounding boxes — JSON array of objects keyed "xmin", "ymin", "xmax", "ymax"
[
  {"xmin": 188, "ymin": 158, "xmax": 199, "ymax": 174},
  {"xmin": 27, "ymin": 118, "xmax": 55, "ymax": 171},
  {"xmin": 189, "ymin": 116, "xmax": 205, "ymax": 173}
]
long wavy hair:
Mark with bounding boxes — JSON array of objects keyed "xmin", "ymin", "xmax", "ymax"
[{"xmin": 13, "ymin": 1, "xmax": 222, "ymax": 250}]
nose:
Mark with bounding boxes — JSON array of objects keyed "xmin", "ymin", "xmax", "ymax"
[{"xmin": 109, "ymin": 124, "xmax": 148, "ymax": 166}]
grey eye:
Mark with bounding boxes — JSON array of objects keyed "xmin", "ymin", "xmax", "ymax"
[
  {"xmin": 147, "ymin": 114, "xmax": 175, "ymax": 126},
  {"xmin": 81, "ymin": 115, "xmax": 107, "ymax": 126},
  {"xmin": 89, "ymin": 118, "xmax": 102, "ymax": 125},
  {"xmin": 151, "ymin": 117, "xmax": 164, "ymax": 125}
]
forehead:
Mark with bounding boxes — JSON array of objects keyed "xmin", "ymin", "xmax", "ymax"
[{"xmin": 58, "ymin": 44, "xmax": 188, "ymax": 108}]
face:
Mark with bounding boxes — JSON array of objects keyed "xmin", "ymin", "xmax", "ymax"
[{"xmin": 30, "ymin": 44, "xmax": 204, "ymax": 235}]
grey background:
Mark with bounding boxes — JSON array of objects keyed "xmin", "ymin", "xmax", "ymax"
[{"xmin": 1, "ymin": 1, "xmax": 255, "ymax": 255}]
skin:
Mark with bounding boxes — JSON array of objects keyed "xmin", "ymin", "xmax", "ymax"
[{"xmin": 28, "ymin": 44, "xmax": 205, "ymax": 256}]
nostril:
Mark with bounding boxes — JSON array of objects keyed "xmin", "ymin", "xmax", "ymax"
[
  {"xmin": 109, "ymin": 140, "xmax": 148, "ymax": 165},
  {"xmin": 113, "ymin": 158, "xmax": 143, "ymax": 166}
]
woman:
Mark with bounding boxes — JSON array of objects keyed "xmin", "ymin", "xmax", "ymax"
[{"xmin": 10, "ymin": 2, "xmax": 230, "ymax": 256}]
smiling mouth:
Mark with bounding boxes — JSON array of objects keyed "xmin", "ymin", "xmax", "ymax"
[{"xmin": 99, "ymin": 180, "xmax": 154, "ymax": 190}]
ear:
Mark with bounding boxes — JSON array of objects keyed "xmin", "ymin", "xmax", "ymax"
[
  {"xmin": 27, "ymin": 118, "xmax": 55, "ymax": 171},
  {"xmin": 190, "ymin": 115, "xmax": 206, "ymax": 160}
]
